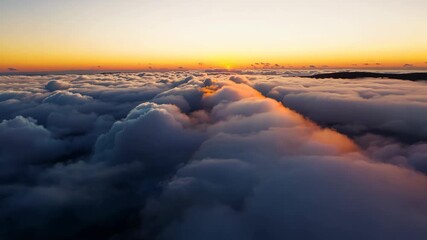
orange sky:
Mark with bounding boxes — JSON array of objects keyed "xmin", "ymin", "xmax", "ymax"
[{"xmin": 1, "ymin": 0, "xmax": 427, "ymax": 72}]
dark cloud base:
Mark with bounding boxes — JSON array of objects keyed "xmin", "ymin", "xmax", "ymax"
[{"xmin": 0, "ymin": 72, "xmax": 427, "ymax": 240}]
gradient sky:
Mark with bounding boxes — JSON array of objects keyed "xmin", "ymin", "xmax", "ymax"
[{"xmin": 1, "ymin": 0, "xmax": 427, "ymax": 71}]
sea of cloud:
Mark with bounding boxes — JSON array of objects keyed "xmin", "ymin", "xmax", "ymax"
[{"xmin": 0, "ymin": 72, "xmax": 426, "ymax": 239}]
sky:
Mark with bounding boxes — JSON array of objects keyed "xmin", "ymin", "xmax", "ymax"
[{"xmin": 1, "ymin": 0, "xmax": 427, "ymax": 71}]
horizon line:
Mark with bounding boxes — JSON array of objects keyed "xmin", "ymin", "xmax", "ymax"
[{"xmin": 2, "ymin": 67, "xmax": 427, "ymax": 76}]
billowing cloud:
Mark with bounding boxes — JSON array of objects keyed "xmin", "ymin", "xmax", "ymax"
[
  {"xmin": 229, "ymin": 75, "xmax": 250, "ymax": 84},
  {"xmin": 45, "ymin": 80, "xmax": 71, "ymax": 91},
  {"xmin": 0, "ymin": 72, "xmax": 426, "ymax": 239},
  {"xmin": 42, "ymin": 91, "xmax": 93, "ymax": 105},
  {"xmin": 0, "ymin": 116, "xmax": 67, "ymax": 181},
  {"xmin": 142, "ymin": 82, "xmax": 427, "ymax": 240},
  {"xmin": 253, "ymin": 76, "xmax": 427, "ymax": 142}
]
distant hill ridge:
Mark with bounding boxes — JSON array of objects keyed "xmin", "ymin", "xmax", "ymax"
[{"xmin": 308, "ymin": 72, "xmax": 427, "ymax": 81}]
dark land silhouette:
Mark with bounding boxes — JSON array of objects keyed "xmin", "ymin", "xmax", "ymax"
[{"xmin": 309, "ymin": 72, "xmax": 427, "ymax": 81}]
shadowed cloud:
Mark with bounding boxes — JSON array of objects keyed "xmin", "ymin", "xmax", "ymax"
[{"xmin": 0, "ymin": 72, "xmax": 426, "ymax": 239}]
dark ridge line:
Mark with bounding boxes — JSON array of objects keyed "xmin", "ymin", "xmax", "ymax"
[{"xmin": 308, "ymin": 72, "xmax": 427, "ymax": 81}]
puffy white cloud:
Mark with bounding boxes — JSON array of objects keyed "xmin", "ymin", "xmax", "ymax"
[
  {"xmin": 143, "ymin": 83, "xmax": 427, "ymax": 240},
  {"xmin": 252, "ymin": 77, "xmax": 427, "ymax": 141},
  {"xmin": 0, "ymin": 116, "xmax": 67, "ymax": 180},
  {"xmin": 229, "ymin": 75, "xmax": 250, "ymax": 84},
  {"xmin": 92, "ymin": 102, "xmax": 205, "ymax": 169},
  {"xmin": 45, "ymin": 80, "xmax": 71, "ymax": 92},
  {"xmin": 42, "ymin": 91, "xmax": 93, "ymax": 105}
]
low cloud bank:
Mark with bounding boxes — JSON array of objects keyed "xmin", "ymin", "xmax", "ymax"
[
  {"xmin": 0, "ymin": 72, "xmax": 426, "ymax": 239},
  {"xmin": 253, "ymin": 77, "xmax": 427, "ymax": 142}
]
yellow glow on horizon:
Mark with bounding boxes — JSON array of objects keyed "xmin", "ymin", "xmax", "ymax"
[{"xmin": 2, "ymin": 46, "xmax": 426, "ymax": 72}]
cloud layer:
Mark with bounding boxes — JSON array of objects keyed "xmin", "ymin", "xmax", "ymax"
[{"xmin": 0, "ymin": 72, "xmax": 426, "ymax": 239}]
